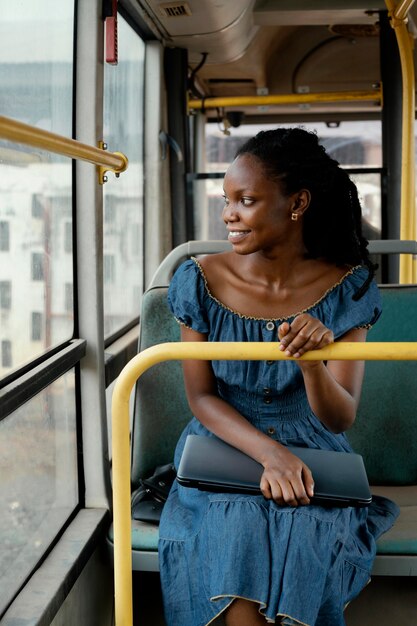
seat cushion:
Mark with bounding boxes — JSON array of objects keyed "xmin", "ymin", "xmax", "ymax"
[
  {"xmin": 131, "ymin": 519, "xmax": 159, "ymax": 551},
  {"xmin": 373, "ymin": 485, "xmax": 417, "ymax": 554},
  {"xmin": 109, "ymin": 485, "xmax": 417, "ymax": 555},
  {"xmin": 110, "ymin": 487, "xmax": 417, "ymax": 556},
  {"xmin": 108, "ymin": 519, "xmax": 159, "ymax": 552}
]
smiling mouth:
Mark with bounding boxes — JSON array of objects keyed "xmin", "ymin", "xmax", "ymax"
[{"xmin": 228, "ymin": 230, "xmax": 250, "ymax": 241}]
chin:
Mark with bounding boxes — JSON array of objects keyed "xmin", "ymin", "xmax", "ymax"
[{"xmin": 230, "ymin": 243, "xmax": 255, "ymax": 255}]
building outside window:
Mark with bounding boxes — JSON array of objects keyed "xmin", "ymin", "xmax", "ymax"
[
  {"xmin": 64, "ymin": 221, "xmax": 72, "ymax": 253},
  {"xmin": 0, "ymin": 221, "xmax": 9, "ymax": 251},
  {"xmin": 31, "ymin": 253, "xmax": 44, "ymax": 281},
  {"xmin": 0, "ymin": 281, "xmax": 11, "ymax": 309},
  {"xmin": 1, "ymin": 340, "xmax": 12, "ymax": 368},
  {"xmin": 64, "ymin": 283, "xmax": 73, "ymax": 313},
  {"xmin": 31, "ymin": 312, "xmax": 43, "ymax": 341},
  {"xmin": 103, "ymin": 254, "xmax": 115, "ymax": 284}
]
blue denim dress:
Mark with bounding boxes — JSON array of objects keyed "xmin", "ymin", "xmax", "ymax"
[{"xmin": 159, "ymin": 258, "xmax": 399, "ymax": 626}]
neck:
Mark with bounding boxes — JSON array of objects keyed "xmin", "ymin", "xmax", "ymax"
[{"xmin": 240, "ymin": 245, "xmax": 308, "ymax": 289}]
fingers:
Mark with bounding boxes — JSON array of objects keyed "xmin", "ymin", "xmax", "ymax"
[
  {"xmin": 260, "ymin": 475, "xmax": 273, "ymax": 500},
  {"xmin": 278, "ymin": 321, "xmax": 291, "ymax": 341},
  {"xmin": 278, "ymin": 314, "xmax": 333, "ymax": 358},
  {"xmin": 302, "ymin": 465, "xmax": 315, "ymax": 499},
  {"xmin": 261, "ymin": 465, "xmax": 313, "ymax": 507}
]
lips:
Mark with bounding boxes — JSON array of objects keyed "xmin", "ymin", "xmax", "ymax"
[{"xmin": 228, "ymin": 230, "xmax": 250, "ymax": 243}]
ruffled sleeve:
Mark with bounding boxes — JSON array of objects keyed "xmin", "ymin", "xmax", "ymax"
[
  {"xmin": 327, "ymin": 267, "xmax": 382, "ymax": 339},
  {"xmin": 167, "ymin": 259, "xmax": 210, "ymax": 333}
]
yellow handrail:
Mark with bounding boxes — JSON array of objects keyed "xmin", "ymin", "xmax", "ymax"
[
  {"xmin": 0, "ymin": 115, "xmax": 128, "ymax": 184},
  {"xmin": 112, "ymin": 340, "xmax": 417, "ymax": 626},
  {"xmin": 393, "ymin": 0, "xmax": 416, "ymax": 20},
  {"xmin": 385, "ymin": 0, "xmax": 416, "ymax": 283},
  {"xmin": 187, "ymin": 89, "xmax": 382, "ymax": 111}
]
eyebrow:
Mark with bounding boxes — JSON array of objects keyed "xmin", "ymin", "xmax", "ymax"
[{"xmin": 222, "ymin": 187, "xmax": 255, "ymax": 194}]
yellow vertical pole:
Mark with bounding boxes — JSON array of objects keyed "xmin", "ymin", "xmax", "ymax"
[
  {"xmin": 112, "ymin": 377, "xmax": 135, "ymax": 626},
  {"xmin": 385, "ymin": 0, "xmax": 416, "ymax": 283}
]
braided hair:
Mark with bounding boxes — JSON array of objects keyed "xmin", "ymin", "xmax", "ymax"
[{"xmin": 234, "ymin": 127, "xmax": 376, "ymax": 300}]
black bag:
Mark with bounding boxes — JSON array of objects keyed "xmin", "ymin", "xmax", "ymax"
[{"xmin": 131, "ymin": 463, "xmax": 176, "ymax": 524}]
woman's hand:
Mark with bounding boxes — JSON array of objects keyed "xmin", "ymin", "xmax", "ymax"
[
  {"xmin": 278, "ymin": 314, "xmax": 333, "ymax": 359},
  {"xmin": 260, "ymin": 446, "xmax": 314, "ymax": 506}
]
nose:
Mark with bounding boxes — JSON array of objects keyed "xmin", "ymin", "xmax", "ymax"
[{"xmin": 222, "ymin": 201, "xmax": 239, "ymax": 223}]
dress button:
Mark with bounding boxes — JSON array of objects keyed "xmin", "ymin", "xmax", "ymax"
[
  {"xmin": 263, "ymin": 398, "xmax": 272, "ymax": 404},
  {"xmin": 266, "ymin": 360, "xmax": 274, "ymax": 365},
  {"xmin": 266, "ymin": 321, "xmax": 275, "ymax": 331},
  {"xmin": 267, "ymin": 427, "xmax": 276, "ymax": 435},
  {"xmin": 263, "ymin": 387, "xmax": 271, "ymax": 395}
]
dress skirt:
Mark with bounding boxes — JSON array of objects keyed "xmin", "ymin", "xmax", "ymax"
[{"xmin": 159, "ymin": 406, "xmax": 399, "ymax": 626}]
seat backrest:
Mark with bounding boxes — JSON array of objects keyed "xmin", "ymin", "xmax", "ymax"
[
  {"xmin": 348, "ymin": 285, "xmax": 417, "ymax": 485},
  {"xmin": 130, "ymin": 286, "xmax": 192, "ymax": 488},
  {"xmin": 130, "ymin": 241, "xmax": 231, "ymax": 488}
]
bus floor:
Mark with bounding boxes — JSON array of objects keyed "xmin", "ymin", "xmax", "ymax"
[
  {"xmin": 132, "ymin": 571, "xmax": 166, "ymax": 626},
  {"xmin": 133, "ymin": 572, "xmax": 417, "ymax": 626}
]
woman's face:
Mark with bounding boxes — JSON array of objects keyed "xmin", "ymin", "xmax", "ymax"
[{"xmin": 222, "ymin": 153, "xmax": 304, "ymax": 255}]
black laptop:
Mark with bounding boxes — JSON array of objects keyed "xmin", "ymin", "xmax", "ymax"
[{"xmin": 177, "ymin": 435, "xmax": 372, "ymax": 507}]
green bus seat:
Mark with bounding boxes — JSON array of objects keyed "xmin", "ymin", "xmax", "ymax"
[
  {"xmin": 372, "ymin": 486, "xmax": 417, "ymax": 554},
  {"xmin": 130, "ymin": 287, "xmax": 192, "ymax": 489},
  {"xmin": 108, "ymin": 244, "xmax": 417, "ymax": 576},
  {"xmin": 347, "ymin": 285, "xmax": 417, "ymax": 575}
]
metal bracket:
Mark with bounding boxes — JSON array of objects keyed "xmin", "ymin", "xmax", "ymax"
[{"xmin": 98, "ymin": 140, "xmax": 129, "ymax": 184}]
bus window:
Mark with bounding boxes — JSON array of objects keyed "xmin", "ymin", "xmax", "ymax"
[
  {"xmin": 0, "ymin": 370, "xmax": 77, "ymax": 615},
  {"xmin": 0, "ymin": 0, "xmax": 75, "ymax": 377},
  {"xmin": 195, "ymin": 120, "xmax": 382, "ymax": 243},
  {"xmin": 103, "ymin": 15, "xmax": 145, "ymax": 340}
]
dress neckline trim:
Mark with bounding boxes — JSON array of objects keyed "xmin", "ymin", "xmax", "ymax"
[{"xmin": 191, "ymin": 256, "xmax": 362, "ymax": 322}]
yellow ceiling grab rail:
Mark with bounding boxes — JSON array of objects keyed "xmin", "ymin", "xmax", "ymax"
[
  {"xmin": 0, "ymin": 115, "xmax": 128, "ymax": 185},
  {"xmin": 187, "ymin": 89, "xmax": 382, "ymax": 111},
  {"xmin": 112, "ymin": 340, "xmax": 417, "ymax": 626}
]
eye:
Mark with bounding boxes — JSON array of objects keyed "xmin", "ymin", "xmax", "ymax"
[
  {"xmin": 241, "ymin": 197, "xmax": 254, "ymax": 206},
  {"xmin": 222, "ymin": 195, "xmax": 229, "ymax": 206}
]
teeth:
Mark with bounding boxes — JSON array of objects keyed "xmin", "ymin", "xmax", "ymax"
[{"xmin": 229, "ymin": 231, "xmax": 247, "ymax": 238}]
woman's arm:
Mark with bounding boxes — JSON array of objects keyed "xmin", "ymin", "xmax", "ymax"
[
  {"xmin": 278, "ymin": 317, "xmax": 367, "ymax": 433},
  {"xmin": 181, "ymin": 325, "xmax": 314, "ymax": 506},
  {"xmin": 181, "ymin": 325, "xmax": 275, "ymax": 456}
]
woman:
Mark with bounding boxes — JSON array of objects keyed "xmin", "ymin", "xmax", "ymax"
[{"xmin": 158, "ymin": 128, "xmax": 399, "ymax": 626}]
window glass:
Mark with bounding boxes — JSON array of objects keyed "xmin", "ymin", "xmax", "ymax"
[
  {"xmin": 103, "ymin": 16, "xmax": 145, "ymax": 338},
  {"xmin": 0, "ymin": 370, "xmax": 77, "ymax": 614},
  {"xmin": 0, "ymin": 0, "xmax": 75, "ymax": 378},
  {"xmin": 198, "ymin": 120, "xmax": 382, "ymax": 241}
]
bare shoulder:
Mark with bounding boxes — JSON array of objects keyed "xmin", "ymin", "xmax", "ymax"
[
  {"xmin": 197, "ymin": 252, "xmax": 247, "ymax": 301},
  {"xmin": 308, "ymin": 260, "xmax": 354, "ymax": 291},
  {"xmin": 198, "ymin": 251, "xmax": 235, "ymax": 281}
]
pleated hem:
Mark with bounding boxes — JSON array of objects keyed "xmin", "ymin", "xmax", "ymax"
[{"xmin": 206, "ymin": 595, "xmax": 310, "ymax": 626}]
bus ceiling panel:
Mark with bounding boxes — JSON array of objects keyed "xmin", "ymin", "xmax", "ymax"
[
  {"xmin": 196, "ymin": 24, "xmax": 383, "ymax": 105},
  {"xmin": 135, "ymin": 0, "xmax": 258, "ymax": 64},
  {"xmin": 253, "ymin": 0, "xmax": 384, "ymax": 26},
  {"xmin": 182, "ymin": 17, "xmax": 385, "ymax": 116},
  {"xmin": 288, "ymin": 36, "xmax": 380, "ymax": 96}
]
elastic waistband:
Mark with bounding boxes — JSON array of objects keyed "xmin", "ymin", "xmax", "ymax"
[{"xmin": 217, "ymin": 381, "xmax": 311, "ymax": 421}]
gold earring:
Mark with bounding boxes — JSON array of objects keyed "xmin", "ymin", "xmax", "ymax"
[{"xmin": 291, "ymin": 212, "xmax": 298, "ymax": 221}]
